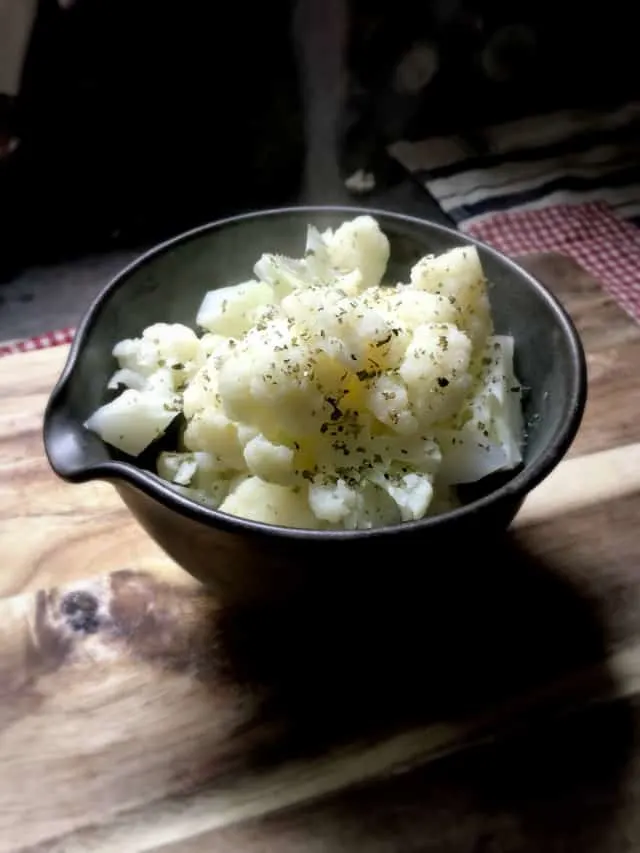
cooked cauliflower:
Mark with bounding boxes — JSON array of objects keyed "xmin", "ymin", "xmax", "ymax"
[
  {"xmin": 196, "ymin": 280, "xmax": 274, "ymax": 337},
  {"xmin": 325, "ymin": 215, "xmax": 390, "ymax": 289},
  {"xmin": 86, "ymin": 216, "xmax": 523, "ymax": 529},
  {"xmin": 410, "ymin": 246, "xmax": 492, "ymax": 347}
]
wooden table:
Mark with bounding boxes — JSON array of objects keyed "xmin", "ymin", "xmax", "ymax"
[{"xmin": 1, "ymin": 252, "xmax": 640, "ymax": 852}]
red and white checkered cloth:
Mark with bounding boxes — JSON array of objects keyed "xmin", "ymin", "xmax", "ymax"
[
  {"xmin": 466, "ymin": 201, "xmax": 640, "ymax": 322},
  {"xmin": 0, "ymin": 327, "xmax": 75, "ymax": 358},
  {"xmin": 1, "ymin": 201, "xmax": 638, "ymax": 358}
]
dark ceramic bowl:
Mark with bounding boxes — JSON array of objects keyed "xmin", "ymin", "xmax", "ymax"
[{"xmin": 43, "ymin": 207, "xmax": 587, "ymax": 605}]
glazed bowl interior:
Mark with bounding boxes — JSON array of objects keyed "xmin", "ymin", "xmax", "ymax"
[{"xmin": 44, "ymin": 206, "xmax": 586, "ymax": 539}]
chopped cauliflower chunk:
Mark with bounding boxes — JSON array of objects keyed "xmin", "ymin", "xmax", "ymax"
[
  {"xmin": 85, "ymin": 389, "xmax": 179, "ymax": 457},
  {"xmin": 196, "ymin": 280, "xmax": 274, "ymax": 337},
  {"xmin": 218, "ymin": 477, "xmax": 320, "ymax": 528}
]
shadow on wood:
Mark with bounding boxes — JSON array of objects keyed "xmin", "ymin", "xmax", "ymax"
[{"xmin": 216, "ymin": 533, "xmax": 622, "ymax": 757}]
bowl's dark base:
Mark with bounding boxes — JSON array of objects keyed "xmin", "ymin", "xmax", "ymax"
[{"xmin": 116, "ymin": 480, "xmax": 525, "ymax": 608}]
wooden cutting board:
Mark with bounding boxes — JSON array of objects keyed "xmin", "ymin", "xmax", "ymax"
[{"xmin": 1, "ymin": 252, "xmax": 640, "ymax": 852}]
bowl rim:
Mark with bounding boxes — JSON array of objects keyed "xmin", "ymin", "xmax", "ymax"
[{"xmin": 44, "ymin": 204, "xmax": 588, "ymax": 540}]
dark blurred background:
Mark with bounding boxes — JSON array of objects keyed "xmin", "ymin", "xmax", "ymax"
[{"xmin": 1, "ymin": 0, "xmax": 639, "ymax": 279}]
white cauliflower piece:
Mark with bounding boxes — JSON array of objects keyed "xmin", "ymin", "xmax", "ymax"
[
  {"xmin": 349, "ymin": 481, "xmax": 401, "ymax": 529},
  {"xmin": 409, "ymin": 246, "xmax": 492, "ymax": 347},
  {"xmin": 308, "ymin": 477, "xmax": 402, "ymax": 529},
  {"xmin": 437, "ymin": 336, "xmax": 524, "ymax": 484},
  {"xmin": 237, "ymin": 424, "xmax": 260, "ymax": 447},
  {"xmin": 370, "ymin": 287, "xmax": 458, "ymax": 330},
  {"xmin": 182, "ymin": 362, "xmax": 245, "ymax": 469},
  {"xmin": 217, "ymin": 317, "xmax": 329, "ymax": 438},
  {"xmin": 369, "ymin": 470, "xmax": 434, "ymax": 521},
  {"xmin": 85, "ymin": 389, "xmax": 179, "ymax": 456},
  {"xmin": 385, "ymin": 434, "xmax": 442, "ymax": 475},
  {"xmin": 308, "ymin": 478, "xmax": 359, "ymax": 524},
  {"xmin": 182, "ymin": 357, "xmax": 222, "ymax": 420},
  {"xmin": 182, "ymin": 398, "xmax": 245, "ymax": 470},
  {"xmin": 253, "ymin": 253, "xmax": 311, "ymax": 300},
  {"xmin": 111, "ymin": 322, "xmax": 203, "ymax": 397},
  {"xmin": 304, "ymin": 225, "xmax": 352, "ymax": 291},
  {"xmin": 114, "ymin": 322, "xmax": 202, "ymax": 376},
  {"xmin": 399, "ymin": 322, "xmax": 472, "ymax": 426},
  {"xmin": 488, "ymin": 335, "xmax": 524, "ymax": 466},
  {"xmin": 157, "ymin": 449, "xmax": 229, "ymax": 482},
  {"xmin": 107, "ymin": 368, "xmax": 146, "ymax": 391},
  {"xmin": 326, "ymin": 215, "xmax": 390, "ymax": 289},
  {"xmin": 157, "ymin": 451, "xmax": 198, "ymax": 485},
  {"xmin": 333, "ymin": 298, "xmax": 396, "ymax": 371},
  {"xmin": 144, "ymin": 367, "xmax": 181, "ymax": 400},
  {"xmin": 243, "ymin": 434, "xmax": 296, "ymax": 486},
  {"xmin": 200, "ymin": 333, "xmax": 233, "ymax": 358},
  {"xmin": 280, "ymin": 285, "xmax": 344, "ymax": 338},
  {"xmin": 284, "ymin": 291, "xmax": 395, "ymax": 372},
  {"xmin": 157, "ymin": 451, "xmax": 231, "ymax": 505},
  {"xmin": 366, "ymin": 373, "xmax": 417, "ymax": 435},
  {"xmin": 219, "ymin": 477, "xmax": 320, "ymax": 528},
  {"xmin": 196, "ymin": 280, "xmax": 274, "ymax": 337}
]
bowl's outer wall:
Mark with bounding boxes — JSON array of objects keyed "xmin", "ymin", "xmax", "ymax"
[
  {"xmin": 116, "ymin": 479, "xmax": 525, "ymax": 605},
  {"xmin": 49, "ymin": 209, "xmax": 576, "ymax": 478}
]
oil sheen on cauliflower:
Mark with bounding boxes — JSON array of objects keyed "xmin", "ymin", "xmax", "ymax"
[{"xmin": 85, "ymin": 215, "xmax": 524, "ymax": 529}]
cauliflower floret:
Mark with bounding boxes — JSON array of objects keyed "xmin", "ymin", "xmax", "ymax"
[
  {"xmin": 308, "ymin": 477, "xmax": 405, "ymax": 529},
  {"xmin": 217, "ymin": 318, "xmax": 331, "ymax": 439},
  {"xmin": 349, "ymin": 481, "xmax": 401, "ymax": 529},
  {"xmin": 111, "ymin": 323, "xmax": 203, "ymax": 396},
  {"xmin": 282, "ymin": 288, "xmax": 398, "ymax": 373},
  {"xmin": 182, "ymin": 358, "xmax": 222, "ymax": 420},
  {"xmin": 280, "ymin": 285, "xmax": 344, "ymax": 339},
  {"xmin": 200, "ymin": 333, "xmax": 232, "ymax": 358},
  {"xmin": 253, "ymin": 254, "xmax": 311, "ymax": 300},
  {"xmin": 399, "ymin": 323, "xmax": 472, "ymax": 426},
  {"xmin": 366, "ymin": 374, "xmax": 417, "ymax": 435},
  {"xmin": 144, "ymin": 368, "xmax": 182, "ymax": 400},
  {"xmin": 157, "ymin": 451, "xmax": 199, "ymax": 485},
  {"xmin": 107, "ymin": 368, "xmax": 147, "ymax": 392},
  {"xmin": 114, "ymin": 323, "xmax": 202, "ymax": 376},
  {"xmin": 182, "ymin": 365, "xmax": 245, "ymax": 469},
  {"xmin": 243, "ymin": 434, "xmax": 296, "ymax": 486},
  {"xmin": 157, "ymin": 451, "xmax": 231, "ymax": 506},
  {"xmin": 369, "ymin": 470, "xmax": 434, "ymax": 521},
  {"xmin": 388, "ymin": 434, "xmax": 442, "ymax": 474},
  {"xmin": 308, "ymin": 478, "xmax": 360, "ymax": 524},
  {"xmin": 332, "ymin": 298, "xmax": 397, "ymax": 371},
  {"xmin": 182, "ymin": 410, "xmax": 245, "ymax": 470},
  {"xmin": 370, "ymin": 287, "xmax": 458, "ymax": 330},
  {"xmin": 326, "ymin": 215, "xmax": 390, "ymax": 289},
  {"xmin": 157, "ymin": 449, "xmax": 230, "ymax": 483},
  {"xmin": 308, "ymin": 477, "xmax": 402, "ymax": 530},
  {"xmin": 196, "ymin": 280, "xmax": 274, "ymax": 337},
  {"xmin": 409, "ymin": 246, "xmax": 492, "ymax": 347},
  {"xmin": 219, "ymin": 477, "xmax": 320, "ymax": 528}
]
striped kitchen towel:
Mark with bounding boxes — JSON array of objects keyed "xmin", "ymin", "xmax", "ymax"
[{"xmin": 389, "ymin": 101, "xmax": 640, "ymax": 229}]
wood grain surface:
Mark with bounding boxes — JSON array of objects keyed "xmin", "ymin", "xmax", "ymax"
[{"xmin": 1, "ymin": 252, "xmax": 640, "ymax": 852}]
